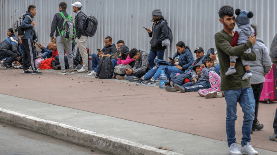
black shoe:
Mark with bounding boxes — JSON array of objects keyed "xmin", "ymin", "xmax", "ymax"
[
  {"xmin": 32, "ymin": 70, "xmax": 43, "ymax": 75},
  {"xmin": 23, "ymin": 70, "xmax": 32, "ymax": 74},
  {"xmin": 174, "ymin": 84, "xmax": 186, "ymax": 93},
  {"xmin": 1, "ymin": 63, "xmax": 10, "ymax": 69},
  {"xmin": 252, "ymin": 122, "xmax": 264, "ymax": 131},
  {"xmin": 165, "ymin": 86, "xmax": 177, "ymax": 92}
]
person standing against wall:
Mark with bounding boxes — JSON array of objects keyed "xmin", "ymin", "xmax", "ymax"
[
  {"xmin": 145, "ymin": 9, "xmax": 169, "ymax": 68},
  {"xmin": 21, "ymin": 5, "xmax": 42, "ymax": 74},
  {"xmin": 51, "ymin": 2, "xmax": 74, "ymax": 75},
  {"xmin": 72, "ymin": 1, "xmax": 88, "ymax": 73}
]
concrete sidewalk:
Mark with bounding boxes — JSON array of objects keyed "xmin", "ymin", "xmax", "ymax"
[
  {"xmin": 0, "ymin": 69, "xmax": 277, "ymax": 154},
  {"xmin": 0, "ymin": 94, "xmax": 275, "ymax": 155}
]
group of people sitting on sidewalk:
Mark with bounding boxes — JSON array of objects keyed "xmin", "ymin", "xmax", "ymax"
[{"xmin": 1, "ymin": 3, "xmax": 277, "ymax": 154}]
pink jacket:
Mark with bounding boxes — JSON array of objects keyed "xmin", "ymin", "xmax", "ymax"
[{"xmin": 117, "ymin": 55, "xmax": 135, "ymax": 65}]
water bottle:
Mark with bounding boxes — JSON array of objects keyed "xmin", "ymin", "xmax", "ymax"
[{"xmin": 159, "ymin": 70, "xmax": 167, "ymax": 89}]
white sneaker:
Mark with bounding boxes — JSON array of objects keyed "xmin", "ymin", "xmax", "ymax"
[
  {"xmin": 77, "ymin": 67, "xmax": 87, "ymax": 73},
  {"xmin": 241, "ymin": 142, "xmax": 258, "ymax": 155},
  {"xmin": 242, "ymin": 72, "xmax": 252, "ymax": 80},
  {"xmin": 87, "ymin": 70, "xmax": 96, "ymax": 76},
  {"xmin": 228, "ymin": 143, "xmax": 242, "ymax": 155},
  {"xmin": 225, "ymin": 68, "xmax": 236, "ymax": 75}
]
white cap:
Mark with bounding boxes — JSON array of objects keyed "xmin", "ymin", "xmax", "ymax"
[{"xmin": 71, "ymin": 2, "xmax": 82, "ymax": 8}]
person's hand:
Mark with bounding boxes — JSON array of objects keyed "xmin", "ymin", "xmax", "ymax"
[
  {"xmin": 31, "ymin": 21, "xmax": 35, "ymax": 26},
  {"xmin": 193, "ymin": 78, "xmax": 197, "ymax": 83},
  {"xmin": 106, "ymin": 54, "xmax": 111, "ymax": 58},
  {"xmin": 146, "ymin": 28, "xmax": 151, "ymax": 33},
  {"xmin": 37, "ymin": 42, "xmax": 42, "ymax": 49},
  {"xmin": 176, "ymin": 65, "xmax": 182, "ymax": 70},
  {"xmin": 201, "ymin": 64, "xmax": 205, "ymax": 68},
  {"xmin": 170, "ymin": 60, "xmax": 175, "ymax": 64},
  {"xmin": 248, "ymin": 34, "xmax": 256, "ymax": 45},
  {"xmin": 210, "ymin": 53, "xmax": 217, "ymax": 61},
  {"xmin": 126, "ymin": 69, "xmax": 133, "ymax": 74}
]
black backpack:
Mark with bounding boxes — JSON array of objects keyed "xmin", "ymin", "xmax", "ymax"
[
  {"xmin": 13, "ymin": 15, "xmax": 33, "ymax": 37},
  {"xmin": 96, "ymin": 56, "xmax": 113, "ymax": 79},
  {"xmin": 85, "ymin": 15, "xmax": 98, "ymax": 37}
]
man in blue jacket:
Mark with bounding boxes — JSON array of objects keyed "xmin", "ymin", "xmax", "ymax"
[
  {"xmin": 21, "ymin": 5, "xmax": 42, "ymax": 75},
  {"xmin": 0, "ymin": 37, "xmax": 21, "ymax": 69}
]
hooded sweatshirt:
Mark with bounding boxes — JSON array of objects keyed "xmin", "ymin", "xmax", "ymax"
[
  {"xmin": 21, "ymin": 11, "xmax": 36, "ymax": 40},
  {"xmin": 117, "ymin": 45, "xmax": 135, "ymax": 65},
  {"xmin": 101, "ymin": 44, "xmax": 117, "ymax": 55}
]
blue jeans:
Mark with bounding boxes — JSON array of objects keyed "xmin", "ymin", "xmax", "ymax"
[
  {"xmin": 94, "ymin": 59, "xmax": 117, "ymax": 72},
  {"xmin": 143, "ymin": 65, "xmax": 182, "ymax": 80},
  {"xmin": 91, "ymin": 53, "xmax": 100, "ymax": 70},
  {"xmin": 224, "ymin": 87, "xmax": 255, "ymax": 147},
  {"xmin": 42, "ymin": 52, "xmax": 52, "ymax": 59},
  {"xmin": 215, "ymin": 64, "xmax": 220, "ymax": 75},
  {"xmin": 181, "ymin": 80, "xmax": 210, "ymax": 92},
  {"xmin": 148, "ymin": 49, "xmax": 165, "ymax": 68}
]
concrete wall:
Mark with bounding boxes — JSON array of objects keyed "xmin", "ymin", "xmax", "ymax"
[{"xmin": 0, "ymin": 0, "xmax": 276, "ymax": 60}]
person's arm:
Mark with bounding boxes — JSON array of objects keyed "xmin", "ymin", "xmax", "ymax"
[
  {"xmin": 181, "ymin": 52, "xmax": 194, "ymax": 71},
  {"xmin": 77, "ymin": 14, "xmax": 87, "ymax": 38},
  {"xmin": 50, "ymin": 14, "xmax": 58, "ymax": 38},
  {"xmin": 20, "ymin": 17, "xmax": 32, "ymax": 28},
  {"xmin": 261, "ymin": 44, "xmax": 273, "ymax": 75},
  {"xmin": 132, "ymin": 53, "xmax": 149, "ymax": 74},
  {"xmin": 239, "ymin": 50, "xmax": 256, "ymax": 61},
  {"xmin": 214, "ymin": 32, "xmax": 253, "ymax": 56}
]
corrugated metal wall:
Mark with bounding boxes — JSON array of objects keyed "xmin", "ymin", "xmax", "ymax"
[{"xmin": 1, "ymin": 0, "xmax": 276, "ymax": 60}]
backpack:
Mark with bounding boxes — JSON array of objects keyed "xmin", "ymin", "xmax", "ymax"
[
  {"xmin": 114, "ymin": 64, "xmax": 131, "ymax": 75},
  {"xmin": 13, "ymin": 15, "xmax": 33, "ymax": 37},
  {"xmin": 97, "ymin": 56, "xmax": 113, "ymax": 79},
  {"xmin": 85, "ymin": 15, "xmax": 98, "ymax": 37},
  {"xmin": 160, "ymin": 21, "xmax": 173, "ymax": 46},
  {"xmin": 58, "ymin": 12, "xmax": 74, "ymax": 40}
]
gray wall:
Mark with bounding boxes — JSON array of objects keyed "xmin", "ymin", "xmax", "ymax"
[{"xmin": 1, "ymin": 0, "xmax": 276, "ymax": 60}]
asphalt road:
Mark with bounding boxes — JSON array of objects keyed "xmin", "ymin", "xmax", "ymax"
[{"xmin": 0, "ymin": 122, "xmax": 109, "ymax": 155}]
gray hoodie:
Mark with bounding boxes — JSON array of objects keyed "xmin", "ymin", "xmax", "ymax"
[
  {"xmin": 237, "ymin": 24, "xmax": 255, "ymax": 46},
  {"xmin": 249, "ymin": 39, "xmax": 272, "ymax": 84}
]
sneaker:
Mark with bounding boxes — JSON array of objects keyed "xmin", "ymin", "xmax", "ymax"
[
  {"xmin": 32, "ymin": 70, "xmax": 43, "ymax": 75},
  {"xmin": 67, "ymin": 69, "xmax": 75, "ymax": 75},
  {"xmin": 116, "ymin": 75, "xmax": 125, "ymax": 80},
  {"xmin": 225, "ymin": 68, "xmax": 236, "ymax": 76},
  {"xmin": 22, "ymin": 70, "xmax": 32, "ymax": 74},
  {"xmin": 77, "ymin": 67, "xmax": 87, "ymax": 73},
  {"xmin": 228, "ymin": 143, "xmax": 242, "ymax": 155},
  {"xmin": 269, "ymin": 133, "xmax": 277, "ymax": 141},
  {"xmin": 242, "ymin": 72, "xmax": 252, "ymax": 80},
  {"xmin": 252, "ymin": 122, "xmax": 264, "ymax": 131},
  {"xmin": 87, "ymin": 70, "xmax": 96, "ymax": 76},
  {"xmin": 136, "ymin": 79, "xmax": 144, "ymax": 85},
  {"xmin": 205, "ymin": 91, "xmax": 218, "ymax": 99},
  {"xmin": 174, "ymin": 84, "xmax": 186, "ymax": 93},
  {"xmin": 1, "ymin": 63, "xmax": 10, "ymax": 69},
  {"xmin": 241, "ymin": 142, "xmax": 258, "ymax": 155},
  {"xmin": 165, "ymin": 86, "xmax": 177, "ymax": 92},
  {"xmin": 58, "ymin": 70, "xmax": 67, "ymax": 75},
  {"xmin": 143, "ymin": 80, "xmax": 156, "ymax": 86}
]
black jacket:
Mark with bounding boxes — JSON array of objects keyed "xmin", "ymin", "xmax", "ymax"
[
  {"xmin": 101, "ymin": 44, "xmax": 117, "ymax": 55},
  {"xmin": 0, "ymin": 37, "xmax": 20, "ymax": 55},
  {"xmin": 50, "ymin": 10, "xmax": 70, "ymax": 37},
  {"xmin": 149, "ymin": 19, "xmax": 169, "ymax": 51},
  {"xmin": 74, "ymin": 11, "xmax": 88, "ymax": 39}
]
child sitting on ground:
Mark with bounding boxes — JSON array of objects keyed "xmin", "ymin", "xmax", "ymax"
[
  {"xmin": 225, "ymin": 9, "xmax": 255, "ymax": 80},
  {"xmin": 173, "ymin": 57, "xmax": 215, "ymax": 93}
]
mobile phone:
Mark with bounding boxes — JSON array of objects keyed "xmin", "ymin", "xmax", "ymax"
[
  {"xmin": 97, "ymin": 49, "xmax": 100, "ymax": 51},
  {"xmin": 169, "ymin": 57, "xmax": 173, "ymax": 61},
  {"xmin": 143, "ymin": 27, "xmax": 148, "ymax": 30},
  {"xmin": 210, "ymin": 48, "xmax": 215, "ymax": 55}
]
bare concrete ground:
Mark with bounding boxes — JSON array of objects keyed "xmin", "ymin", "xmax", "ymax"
[{"xmin": 0, "ymin": 69, "xmax": 276, "ymax": 152}]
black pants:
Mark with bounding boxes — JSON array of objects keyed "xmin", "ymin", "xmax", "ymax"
[
  {"xmin": 251, "ymin": 83, "xmax": 264, "ymax": 124},
  {"xmin": 274, "ymin": 108, "xmax": 277, "ymax": 134},
  {"xmin": 22, "ymin": 39, "xmax": 36, "ymax": 71},
  {"xmin": 0, "ymin": 50, "xmax": 17, "ymax": 65},
  {"xmin": 127, "ymin": 70, "xmax": 147, "ymax": 78}
]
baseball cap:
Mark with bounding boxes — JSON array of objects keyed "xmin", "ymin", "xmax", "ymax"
[
  {"xmin": 194, "ymin": 47, "xmax": 204, "ymax": 53},
  {"xmin": 71, "ymin": 2, "xmax": 82, "ymax": 8}
]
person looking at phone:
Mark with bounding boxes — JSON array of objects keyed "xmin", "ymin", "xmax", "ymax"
[
  {"xmin": 145, "ymin": 9, "xmax": 171, "ymax": 68},
  {"xmin": 138, "ymin": 41, "xmax": 194, "ymax": 86}
]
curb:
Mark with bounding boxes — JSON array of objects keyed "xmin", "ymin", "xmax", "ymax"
[{"xmin": 0, "ymin": 108, "xmax": 181, "ymax": 155}]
